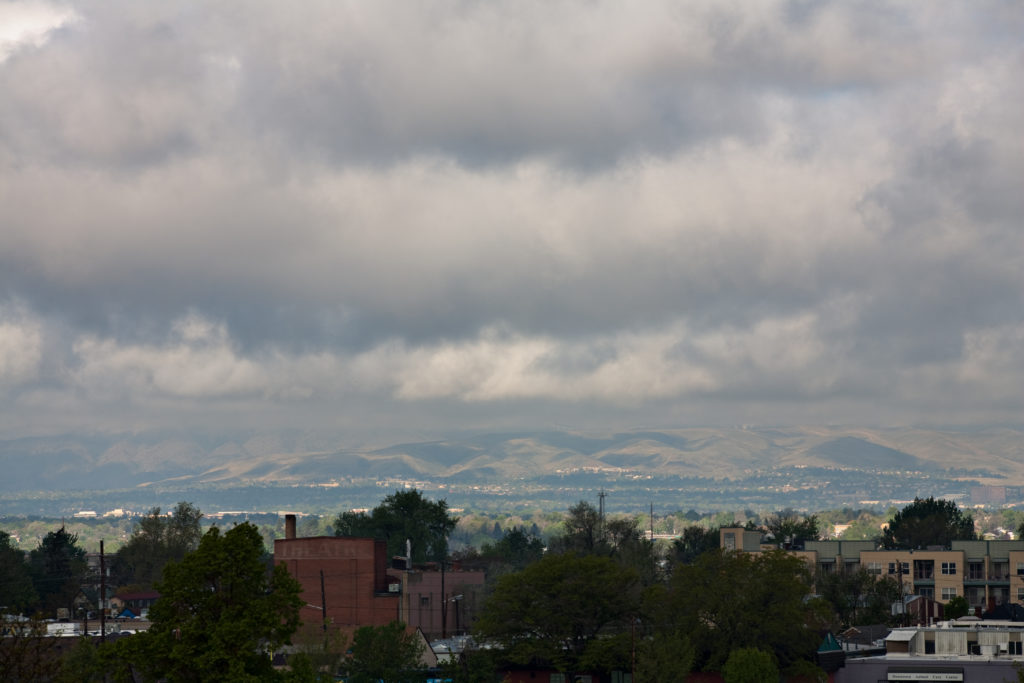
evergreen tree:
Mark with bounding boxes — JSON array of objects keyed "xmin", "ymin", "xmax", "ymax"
[{"xmin": 28, "ymin": 526, "xmax": 87, "ymax": 616}]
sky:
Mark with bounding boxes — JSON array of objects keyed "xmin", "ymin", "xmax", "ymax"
[{"xmin": 0, "ymin": 1, "xmax": 1022, "ymax": 443}]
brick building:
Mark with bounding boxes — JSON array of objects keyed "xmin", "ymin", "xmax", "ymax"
[{"xmin": 274, "ymin": 515, "xmax": 485, "ymax": 639}]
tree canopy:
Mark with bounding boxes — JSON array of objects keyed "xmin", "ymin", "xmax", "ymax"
[
  {"xmin": 649, "ymin": 549, "xmax": 824, "ymax": 672},
  {"xmin": 121, "ymin": 522, "xmax": 303, "ymax": 681},
  {"xmin": 764, "ymin": 509, "xmax": 820, "ymax": 548},
  {"xmin": 334, "ymin": 489, "xmax": 457, "ymax": 564},
  {"xmin": 549, "ymin": 501, "xmax": 658, "ymax": 585},
  {"xmin": 881, "ymin": 497, "xmax": 976, "ymax": 549},
  {"xmin": 346, "ymin": 620, "xmax": 424, "ymax": 683},
  {"xmin": 722, "ymin": 647, "xmax": 779, "ymax": 683},
  {"xmin": 112, "ymin": 501, "xmax": 203, "ymax": 589},
  {"xmin": 474, "ymin": 552, "xmax": 639, "ymax": 678}
]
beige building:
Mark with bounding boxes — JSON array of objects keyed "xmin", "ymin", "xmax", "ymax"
[{"xmin": 720, "ymin": 528, "xmax": 1024, "ymax": 611}]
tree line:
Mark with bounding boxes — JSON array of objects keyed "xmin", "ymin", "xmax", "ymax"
[{"xmin": 0, "ymin": 493, "xmax": 993, "ymax": 681}]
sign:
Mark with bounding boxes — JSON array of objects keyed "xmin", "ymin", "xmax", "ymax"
[{"xmin": 887, "ymin": 673, "xmax": 963, "ymax": 681}]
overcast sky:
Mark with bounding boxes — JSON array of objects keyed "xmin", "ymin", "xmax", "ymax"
[{"xmin": 1, "ymin": 1, "xmax": 1022, "ymax": 443}]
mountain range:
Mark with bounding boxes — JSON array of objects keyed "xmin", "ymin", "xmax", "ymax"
[{"xmin": 1, "ymin": 426, "xmax": 1020, "ymax": 493}]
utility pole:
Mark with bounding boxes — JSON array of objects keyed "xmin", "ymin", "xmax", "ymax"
[
  {"xmin": 598, "ymin": 490, "xmax": 606, "ymax": 538},
  {"xmin": 320, "ymin": 570, "xmax": 327, "ymax": 632},
  {"xmin": 100, "ymin": 540, "xmax": 106, "ymax": 643}
]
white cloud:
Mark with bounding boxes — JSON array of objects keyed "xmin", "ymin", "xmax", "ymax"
[
  {"xmin": 0, "ymin": 2, "xmax": 78, "ymax": 63},
  {"xmin": 0, "ymin": 306, "xmax": 42, "ymax": 386}
]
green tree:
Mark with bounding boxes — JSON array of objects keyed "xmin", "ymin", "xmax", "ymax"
[
  {"xmin": 860, "ymin": 575, "xmax": 903, "ymax": 626},
  {"xmin": 0, "ymin": 531, "xmax": 37, "ymax": 613},
  {"xmin": 479, "ymin": 527, "xmax": 544, "ymax": 569},
  {"xmin": 670, "ymin": 525, "xmax": 720, "ymax": 565},
  {"xmin": 816, "ymin": 567, "xmax": 889, "ymax": 629},
  {"xmin": 345, "ymin": 620, "xmax": 424, "ymax": 683},
  {"xmin": 439, "ymin": 644, "xmax": 499, "ymax": 683},
  {"xmin": 550, "ymin": 502, "xmax": 659, "ymax": 585},
  {"xmin": 28, "ymin": 526, "xmax": 87, "ymax": 616},
  {"xmin": 123, "ymin": 522, "xmax": 303, "ymax": 681},
  {"xmin": 764, "ymin": 509, "xmax": 820, "ymax": 548},
  {"xmin": 112, "ymin": 502, "xmax": 203, "ymax": 589},
  {"xmin": 634, "ymin": 628, "xmax": 693, "ymax": 683},
  {"xmin": 334, "ymin": 489, "xmax": 457, "ymax": 564},
  {"xmin": 881, "ymin": 497, "xmax": 975, "ymax": 549},
  {"xmin": 944, "ymin": 595, "xmax": 970, "ymax": 620},
  {"xmin": 722, "ymin": 647, "xmax": 778, "ymax": 683},
  {"xmin": 474, "ymin": 552, "xmax": 639, "ymax": 679},
  {"xmin": 650, "ymin": 549, "xmax": 823, "ymax": 671}
]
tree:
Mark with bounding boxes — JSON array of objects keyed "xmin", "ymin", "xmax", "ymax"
[
  {"xmin": 112, "ymin": 502, "xmax": 203, "ymax": 589},
  {"xmin": 455, "ymin": 526, "xmax": 545, "ymax": 581},
  {"xmin": 0, "ymin": 613, "xmax": 61, "ymax": 681},
  {"xmin": 550, "ymin": 502, "xmax": 659, "ymax": 585},
  {"xmin": 28, "ymin": 526, "xmax": 87, "ymax": 616},
  {"xmin": 764, "ymin": 509, "xmax": 820, "ymax": 548},
  {"xmin": 816, "ymin": 567, "xmax": 894, "ymax": 629},
  {"xmin": 474, "ymin": 552, "xmax": 639, "ymax": 679},
  {"xmin": 650, "ymin": 549, "xmax": 824, "ymax": 671},
  {"xmin": 670, "ymin": 525, "xmax": 720, "ymax": 566},
  {"xmin": 334, "ymin": 489, "xmax": 457, "ymax": 564},
  {"xmin": 557, "ymin": 501, "xmax": 602, "ymax": 553},
  {"xmin": 346, "ymin": 621, "xmax": 424, "ymax": 683},
  {"xmin": 944, "ymin": 595, "xmax": 970, "ymax": 620},
  {"xmin": 722, "ymin": 647, "xmax": 778, "ymax": 683},
  {"xmin": 881, "ymin": 497, "xmax": 975, "ymax": 549},
  {"xmin": 634, "ymin": 628, "xmax": 693, "ymax": 683},
  {"xmin": 0, "ymin": 531, "xmax": 36, "ymax": 613},
  {"xmin": 122, "ymin": 522, "xmax": 303, "ymax": 681}
]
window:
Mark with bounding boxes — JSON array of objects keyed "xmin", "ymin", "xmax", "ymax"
[
  {"xmin": 968, "ymin": 562, "xmax": 985, "ymax": 580},
  {"xmin": 1017, "ymin": 562, "xmax": 1024, "ymax": 576},
  {"xmin": 889, "ymin": 562, "xmax": 910, "ymax": 576},
  {"xmin": 1011, "ymin": 642, "xmax": 1023, "ymax": 656},
  {"xmin": 866, "ymin": 562, "xmax": 882, "ymax": 575},
  {"xmin": 723, "ymin": 532, "xmax": 736, "ymax": 550},
  {"xmin": 819, "ymin": 562, "xmax": 835, "ymax": 575},
  {"xmin": 1017, "ymin": 587, "xmax": 1024, "ymax": 602},
  {"xmin": 914, "ymin": 560, "xmax": 934, "ymax": 580},
  {"xmin": 942, "ymin": 587, "xmax": 957, "ymax": 600},
  {"xmin": 941, "ymin": 562, "xmax": 957, "ymax": 575},
  {"xmin": 918, "ymin": 586, "xmax": 934, "ymax": 599},
  {"xmin": 420, "ymin": 596, "xmax": 430, "ymax": 606}
]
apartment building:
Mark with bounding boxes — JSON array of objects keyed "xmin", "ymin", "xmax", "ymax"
[{"xmin": 720, "ymin": 528, "xmax": 1024, "ymax": 611}]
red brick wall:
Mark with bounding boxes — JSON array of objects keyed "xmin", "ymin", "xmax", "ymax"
[{"xmin": 275, "ymin": 536, "xmax": 400, "ymax": 629}]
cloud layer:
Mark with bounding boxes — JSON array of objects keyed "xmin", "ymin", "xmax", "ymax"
[{"xmin": 1, "ymin": 1, "xmax": 1022, "ymax": 439}]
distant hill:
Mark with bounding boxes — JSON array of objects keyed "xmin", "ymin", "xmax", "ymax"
[{"xmin": 0, "ymin": 426, "xmax": 1020, "ymax": 493}]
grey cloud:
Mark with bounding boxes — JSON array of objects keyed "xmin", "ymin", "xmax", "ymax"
[{"xmin": 0, "ymin": 0, "xmax": 1021, "ymax": 437}]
